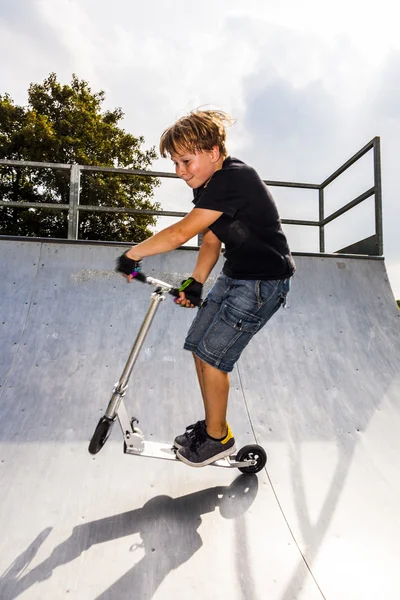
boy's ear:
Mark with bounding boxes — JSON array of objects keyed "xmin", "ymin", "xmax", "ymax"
[{"xmin": 210, "ymin": 145, "xmax": 221, "ymax": 162}]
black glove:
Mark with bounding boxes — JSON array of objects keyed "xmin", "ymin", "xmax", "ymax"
[
  {"xmin": 177, "ymin": 277, "xmax": 203, "ymax": 305},
  {"xmin": 116, "ymin": 252, "xmax": 142, "ymax": 276}
]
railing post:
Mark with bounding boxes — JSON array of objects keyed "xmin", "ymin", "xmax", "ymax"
[
  {"xmin": 68, "ymin": 164, "xmax": 81, "ymax": 240},
  {"xmin": 319, "ymin": 187, "xmax": 325, "ymax": 252},
  {"xmin": 373, "ymin": 137, "xmax": 383, "ymax": 256}
]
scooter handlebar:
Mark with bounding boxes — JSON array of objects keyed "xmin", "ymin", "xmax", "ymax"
[{"xmin": 131, "ymin": 271, "xmax": 203, "ymax": 307}]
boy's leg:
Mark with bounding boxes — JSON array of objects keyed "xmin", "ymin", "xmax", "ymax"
[
  {"xmin": 177, "ymin": 277, "xmax": 290, "ymax": 465},
  {"xmin": 177, "ymin": 355, "xmax": 235, "ymax": 466},
  {"xmin": 193, "ymin": 352, "xmax": 206, "ymax": 405},
  {"xmin": 173, "ymin": 354, "xmax": 228, "ymax": 450},
  {"xmin": 193, "ymin": 354, "xmax": 229, "ymax": 439}
]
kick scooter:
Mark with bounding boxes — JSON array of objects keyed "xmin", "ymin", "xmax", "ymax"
[{"xmin": 88, "ymin": 272, "xmax": 267, "ymax": 475}]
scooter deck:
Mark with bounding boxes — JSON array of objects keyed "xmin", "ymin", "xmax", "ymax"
[{"xmin": 124, "ymin": 439, "xmax": 241, "ymax": 469}]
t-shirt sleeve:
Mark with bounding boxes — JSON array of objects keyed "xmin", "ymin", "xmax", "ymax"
[{"xmin": 193, "ymin": 170, "xmax": 242, "ymax": 218}]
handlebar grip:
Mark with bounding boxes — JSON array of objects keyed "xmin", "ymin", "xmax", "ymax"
[
  {"xmin": 131, "ymin": 271, "xmax": 147, "ymax": 282},
  {"xmin": 170, "ymin": 288, "xmax": 203, "ymax": 307}
]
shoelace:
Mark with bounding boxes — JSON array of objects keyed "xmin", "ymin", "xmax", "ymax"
[
  {"xmin": 188, "ymin": 426, "xmax": 208, "ymax": 451},
  {"xmin": 186, "ymin": 420, "xmax": 204, "ymax": 440}
]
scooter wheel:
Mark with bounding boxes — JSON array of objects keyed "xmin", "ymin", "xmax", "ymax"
[
  {"xmin": 236, "ymin": 444, "xmax": 267, "ymax": 474},
  {"xmin": 88, "ymin": 416, "xmax": 115, "ymax": 455}
]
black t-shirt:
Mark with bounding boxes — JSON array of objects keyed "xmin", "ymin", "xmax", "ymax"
[{"xmin": 192, "ymin": 156, "xmax": 296, "ymax": 280}]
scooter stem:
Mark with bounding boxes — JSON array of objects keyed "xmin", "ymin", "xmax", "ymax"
[{"xmin": 104, "ymin": 290, "xmax": 165, "ymax": 419}]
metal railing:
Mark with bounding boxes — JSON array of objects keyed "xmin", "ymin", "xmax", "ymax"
[
  {"xmin": 319, "ymin": 137, "xmax": 382, "ymax": 255},
  {"xmin": 0, "ymin": 136, "xmax": 382, "ymax": 255}
]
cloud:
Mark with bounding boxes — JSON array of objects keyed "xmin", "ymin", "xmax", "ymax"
[
  {"xmin": 242, "ymin": 74, "xmax": 338, "ymax": 178},
  {"xmin": 372, "ymin": 52, "xmax": 400, "ymax": 120},
  {"xmin": 0, "ymin": 1, "xmax": 70, "ymax": 103},
  {"xmin": 0, "ymin": 0, "xmax": 43, "ymax": 32}
]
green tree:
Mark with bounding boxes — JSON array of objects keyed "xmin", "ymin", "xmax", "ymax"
[{"xmin": 0, "ymin": 73, "xmax": 160, "ymax": 241}]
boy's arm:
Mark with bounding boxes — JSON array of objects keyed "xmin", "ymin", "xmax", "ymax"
[
  {"xmin": 191, "ymin": 229, "xmax": 222, "ymax": 284},
  {"xmin": 125, "ymin": 208, "xmax": 222, "ymax": 261}
]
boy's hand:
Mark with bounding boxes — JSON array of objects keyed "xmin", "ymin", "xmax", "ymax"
[
  {"xmin": 116, "ymin": 252, "xmax": 142, "ymax": 282},
  {"xmin": 175, "ymin": 277, "xmax": 203, "ymax": 308}
]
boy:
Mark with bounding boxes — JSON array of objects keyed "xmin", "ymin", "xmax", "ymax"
[{"xmin": 116, "ymin": 110, "xmax": 295, "ymax": 468}]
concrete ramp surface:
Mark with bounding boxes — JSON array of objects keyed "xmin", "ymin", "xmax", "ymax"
[{"xmin": 0, "ymin": 239, "xmax": 399, "ymax": 600}]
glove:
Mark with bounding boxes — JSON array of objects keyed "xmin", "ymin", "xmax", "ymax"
[
  {"xmin": 116, "ymin": 252, "xmax": 142, "ymax": 276},
  {"xmin": 176, "ymin": 277, "xmax": 203, "ymax": 306}
]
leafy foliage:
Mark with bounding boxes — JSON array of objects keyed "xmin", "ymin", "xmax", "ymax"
[{"xmin": 0, "ymin": 73, "xmax": 160, "ymax": 241}]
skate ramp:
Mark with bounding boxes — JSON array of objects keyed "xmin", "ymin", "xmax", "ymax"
[{"xmin": 0, "ymin": 239, "xmax": 399, "ymax": 600}]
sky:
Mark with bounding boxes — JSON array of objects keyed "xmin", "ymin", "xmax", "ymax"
[{"xmin": 1, "ymin": 0, "xmax": 399, "ymax": 298}]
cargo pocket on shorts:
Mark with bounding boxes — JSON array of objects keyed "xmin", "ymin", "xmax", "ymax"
[
  {"xmin": 221, "ymin": 302, "xmax": 262, "ymax": 333},
  {"xmin": 201, "ymin": 301, "xmax": 262, "ymax": 364}
]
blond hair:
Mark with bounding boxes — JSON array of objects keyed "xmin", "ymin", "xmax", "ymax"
[{"xmin": 159, "ymin": 109, "xmax": 234, "ymax": 159}]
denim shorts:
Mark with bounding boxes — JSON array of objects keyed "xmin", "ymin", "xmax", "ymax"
[{"xmin": 184, "ymin": 272, "xmax": 291, "ymax": 373}]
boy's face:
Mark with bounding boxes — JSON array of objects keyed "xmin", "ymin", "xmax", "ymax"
[{"xmin": 171, "ymin": 147, "xmax": 222, "ymax": 189}]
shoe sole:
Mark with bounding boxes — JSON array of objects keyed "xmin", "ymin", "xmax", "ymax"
[{"xmin": 176, "ymin": 444, "xmax": 237, "ymax": 468}]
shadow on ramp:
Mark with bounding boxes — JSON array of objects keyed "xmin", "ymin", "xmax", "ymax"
[{"xmin": 0, "ymin": 476, "xmax": 258, "ymax": 600}]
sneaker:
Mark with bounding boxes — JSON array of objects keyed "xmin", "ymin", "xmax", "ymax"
[
  {"xmin": 173, "ymin": 420, "xmax": 205, "ymax": 449},
  {"xmin": 176, "ymin": 424, "xmax": 236, "ymax": 467}
]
